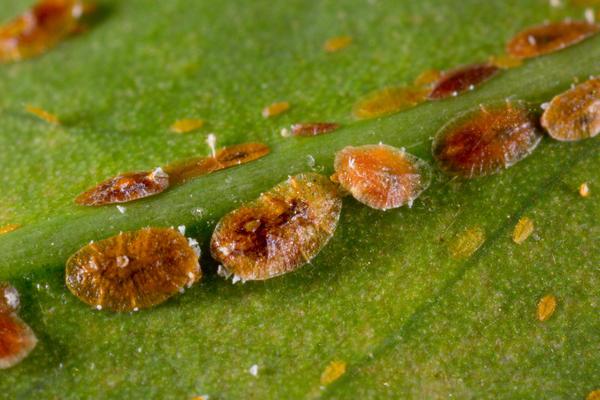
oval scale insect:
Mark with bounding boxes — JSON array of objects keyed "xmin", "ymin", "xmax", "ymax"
[
  {"xmin": 432, "ymin": 101, "xmax": 542, "ymax": 178},
  {"xmin": 283, "ymin": 122, "xmax": 340, "ymax": 137},
  {"xmin": 75, "ymin": 167, "xmax": 169, "ymax": 206},
  {"xmin": 428, "ymin": 63, "xmax": 499, "ymax": 100},
  {"xmin": 540, "ymin": 77, "xmax": 600, "ymax": 141},
  {"xmin": 65, "ymin": 227, "xmax": 201, "ymax": 312},
  {"xmin": 506, "ymin": 20, "xmax": 599, "ymax": 59},
  {"xmin": 0, "ymin": 283, "xmax": 37, "ymax": 370},
  {"xmin": 0, "ymin": 0, "xmax": 90, "ymax": 62},
  {"xmin": 164, "ymin": 143, "xmax": 270, "ymax": 185},
  {"xmin": 353, "ymin": 86, "xmax": 430, "ymax": 119},
  {"xmin": 210, "ymin": 173, "xmax": 342, "ymax": 282},
  {"xmin": 333, "ymin": 144, "xmax": 432, "ymax": 210}
]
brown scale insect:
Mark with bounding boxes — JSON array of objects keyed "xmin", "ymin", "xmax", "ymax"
[
  {"xmin": 210, "ymin": 173, "xmax": 342, "ymax": 282},
  {"xmin": 506, "ymin": 20, "xmax": 600, "ymax": 60},
  {"xmin": 164, "ymin": 143, "xmax": 270, "ymax": 185},
  {"xmin": 164, "ymin": 156, "xmax": 221, "ymax": 186},
  {"xmin": 540, "ymin": 77, "xmax": 600, "ymax": 141},
  {"xmin": 333, "ymin": 144, "xmax": 432, "ymax": 210},
  {"xmin": 65, "ymin": 227, "xmax": 201, "ymax": 312},
  {"xmin": 215, "ymin": 142, "xmax": 270, "ymax": 168},
  {"xmin": 0, "ymin": 0, "xmax": 91, "ymax": 63},
  {"xmin": 353, "ymin": 86, "xmax": 430, "ymax": 119},
  {"xmin": 284, "ymin": 122, "xmax": 340, "ymax": 137},
  {"xmin": 0, "ymin": 283, "xmax": 36, "ymax": 369},
  {"xmin": 0, "ymin": 313, "xmax": 38, "ymax": 369},
  {"xmin": 75, "ymin": 167, "xmax": 169, "ymax": 206},
  {"xmin": 428, "ymin": 63, "xmax": 499, "ymax": 100},
  {"xmin": 432, "ymin": 101, "xmax": 542, "ymax": 177}
]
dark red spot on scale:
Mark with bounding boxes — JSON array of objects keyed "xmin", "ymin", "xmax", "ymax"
[
  {"xmin": 433, "ymin": 101, "xmax": 542, "ymax": 177},
  {"xmin": 428, "ymin": 63, "xmax": 499, "ymax": 100}
]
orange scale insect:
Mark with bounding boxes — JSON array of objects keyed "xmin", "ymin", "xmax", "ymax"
[
  {"xmin": 506, "ymin": 20, "xmax": 600, "ymax": 60},
  {"xmin": 215, "ymin": 143, "xmax": 270, "ymax": 168},
  {"xmin": 0, "ymin": 313, "xmax": 37, "ymax": 369},
  {"xmin": 285, "ymin": 122, "xmax": 340, "ymax": 137},
  {"xmin": 0, "ymin": 0, "xmax": 90, "ymax": 63},
  {"xmin": 75, "ymin": 167, "xmax": 169, "ymax": 206},
  {"xmin": 432, "ymin": 101, "xmax": 542, "ymax": 178},
  {"xmin": 428, "ymin": 63, "xmax": 499, "ymax": 100},
  {"xmin": 164, "ymin": 156, "xmax": 222, "ymax": 186},
  {"xmin": 65, "ymin": 227, "xmax": 201, "ymax": 312},
  {"xmin": 333, "ymin": 144, "xmax": 432, "ymax": 210},
  {"xmin": 210, "ymin": 173, "xmax": 342, "ymax": 282},
  {"xmin": 541, "ymin": 77, "xmax": 600, "ymax": 141},
  {"xmin": 353, "ymin": 86, "xmax": 430, "ymax": 119}
]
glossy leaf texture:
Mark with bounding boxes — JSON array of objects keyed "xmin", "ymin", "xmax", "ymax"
[{"xmin": 0, "ymin": 0, "xmax": 598, "ymax": 398}]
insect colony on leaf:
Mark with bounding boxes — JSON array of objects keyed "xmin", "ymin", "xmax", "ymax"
[{"xmin": 0, "ymin": 5, "xmax": 598, "ymax": 372}]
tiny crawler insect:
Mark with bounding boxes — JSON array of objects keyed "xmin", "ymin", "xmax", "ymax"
[
  {"xmin": 506, "ymin": 20, "xmax": 599, "ymax": 59},
  {"xmin": 75, "ymin": 167, "xmax": 169, "ymax": 206},
  {"xmin": 428, "ymin": 63, "xmax": 499, "ymax": 100},
  {"xmin": 0, "ymin": 313, "xmax": 38, "ymax": 369},
  {"xmin": 512, "ymin": 216, "xmax": 534, "ymax": 244},
  {"xmin": 320, "ymin": 360, "xmax": 347, "ymax": 385},
  {"xmin": 323, "ymin": 35, "xmax": 352, "ymax": 53},
  {"xmin": 0, "ymin": 0, "xmax": 90, "ymax": 62},
  {"xmin": 169, "ymin": 118, "xmax": 205, "ymax": 134},
  {"xmin": 282, "ymin": 122, "xmax": 340, "ymax": 137},
  {"xmin": 353, "ymin": 86, "xmax": 429, "ymax": 119},
  {"xmin": 579, "ymin": 182, "xmax": 591, "ymax": 197},
  {"xmin": 0, "ymin": 224, "xmax": 21, "ymax": 235},
  {"xmin": 210, "ymin": 173, "xmax": 342, "ymax": 281},
  {"xmin": 536, "ymin": 294, "xmax": 557, "ymax": 321},
  {"xmin": 449, "ymin": 226, "xmax": 485, "ymax": 259},
  {"xmin": 0, "ymin": 283, "xmax": 20, "ymax": 314},
  {"xmin": 25, "ymin": 105, "xmax": 60, "ymax": 125},
  {"xmin": 540, "ymin": 77, "xmax": 600, "ymax": 141},
  {"xmin": 333, "ymin": 144, "xmax": 432, "ymax": 210},
  {"xmin": 262, "ymin": 101, "xmax": 290, "ymax": 118},
  {"xmin": 65, "ymin": 227, "xmax": 201, "ymax": 312},
  {"xmin": 432, "ymin": 101, "xmax": 542, "ymax": 177}
]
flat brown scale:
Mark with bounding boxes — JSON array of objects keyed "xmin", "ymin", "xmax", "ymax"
[
  {"xmin": 334, "ymin": 144, "xmax": 432, "ymax": 210},
  {"xmin": 75, "ymin": 168, "xmax": 169, "ymax": 206},
  {"xmin": 215, "ymin": 143, "xmax": 270, "ymax": 168},
  {"xmin": 428, "ymin": 63, "xmax": 499, "ymax": 100},
  {"xmin": 541, "ymin": 77, "xmax": 600, "ymax": 141},
  {"xmin": 164, "ymin": 156, "xmax": 221, "ymax": 185},
  {"xmin": 288, "ymin": 122, "xmax": 340, "ymax": 137},
  {"xmin": 65, "ymin": 227, "xmax": 201, "ymax": 312},
  {"xmin": 432, "ymin": 102, "xmax": 542, "ymax": 177},
  {"xmin": 353, "ymin": 86, "xmax": 430, "ymax": 119},
  {"xmin": 0, "ymin": 313, "xmax": 37, "ymax": 369},
  {"xmin": 506, "ymin": 20, "xmax": 600, "ymax": 59},
  {"xmin": 0, "ymin": 0, "xmax": 89, "ymax": 62},
  {"xmin": 210, "ymin": 173, "xmax": 342, "ymax": 281},
  {"xmin": 0, "ymin": 283, "xmax": 20, "ymax": 314}
]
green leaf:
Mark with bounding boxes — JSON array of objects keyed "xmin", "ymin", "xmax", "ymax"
[{"xmin": 0, "ymin": 0, "xmax": 598, "ymax": 398}]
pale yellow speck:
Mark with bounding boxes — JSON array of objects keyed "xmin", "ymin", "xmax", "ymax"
[
  {"xmin": 320, "ymin": 360, "xmax": 347, "ymax": 385},
  {"xmin": 413, "ymin": 69, "xmax": 441, "ymax": 87},
  {"xmin": 262, "ymin": 101, "xmax": 290, "ymax": 118},
  {"xmin": 537, "ymin": 294, "xmax": 557, "ymax": 322},
  {"xmin": 586, "ymin": 389, "xmax": 600, "ymax": 400},
  {"xmin": 26, "ymin": 105, "xmax": 60, "ymax": 125},
  {"xmin": 0, "ymin": 223, "xmax": 21, "ymax": 235},
  {"xmin": 170, "ymin": 119, "xmax": 205, "ymax": 134},
  {"xmin": 512, "ymin": 216, "xmax": 534, "ymax": 244},
  {"xmin": 579, "ymin": 182, "xmax": 590, "ymax": 198},
  {"xmin": 323, "ymin": 36, "xmax": 352, "ymax": 53},
  {"xmin": 449, "ymin": 226, "xmax": 485, "ymax": 259}
]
